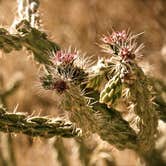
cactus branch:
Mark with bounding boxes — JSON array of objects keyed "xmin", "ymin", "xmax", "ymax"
[
  {"xmin": 0, "ymin": 12, "xmax": 139, "ymax": 151},
  {"xmin": 16, "ymin": 0, "xmax": 40, "ymax": 28},
  {"xmin": 0, "ymin": 107, "xmax": 81, "ymax": 138},
  {"xmin": 152, "ymin": 78, "xmax": 166, "ymax": 122},
  {"xmin": 0, "ymin": 21, "xmax": 60, "ymax": 65},
  {"xmin": 0, "ymin": 74, "xmax": 22, "ymax": 166}
]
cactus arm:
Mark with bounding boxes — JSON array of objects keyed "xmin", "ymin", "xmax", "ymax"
[
  {"xmin": 0, "ymin": 21, "xmax": 60, "ymax": 65},
  {"xmin": 0, "ymin": 107, "xmax": 81, "ymax": 138}
]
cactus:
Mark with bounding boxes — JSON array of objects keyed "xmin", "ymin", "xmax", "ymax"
[
  {"xmin": 0, "ymin": 0, "xmax": 165, "ymax": 163},
  {"xmin": 97, "ymin": 30, "xmax": 158, "ymax": 154},
  {"xmin": 99, "ymin": 75, "xmax": 122, "ymax": 106},
  {"xmin": 0, "ymin": 106, "xmax": 81, "ymax": 138},
  {"xmin": 0, "ymin": 73, "xmax": 23, "ymax": 166}
]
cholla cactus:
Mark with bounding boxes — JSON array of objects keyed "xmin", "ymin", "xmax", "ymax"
[
  {"xmin": 0, "ymin": 0, "xmax": 162, "ymax": 160},
  {"xmin": 97, "ymin": 30, "xmax": 158, "ymax": 153},
  {"xmin": 97, "ymin": 30, "xmax": 144, "ymax": 106},
  {"xmin": 40, "ymin": 47, "xmax": 138, "ymax": 150},
  {"xmin": 40, "ymin": 48, "xmax": 96, "ymax": 136}
]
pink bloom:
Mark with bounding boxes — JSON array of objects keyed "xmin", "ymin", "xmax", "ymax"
[
  {"xmin": 115, "ymin": 30, "xmax": 127, "ymax": 41},
  {"xmin": 53, "ymin": 50, "xmax": 77, "ymax": 65},
  {"xmin": 101, "ymin": 30, "xmax": 127, "ymax": 45},
  {"xmin": 119, "ymin": 46, "xmax": 135, "ymax": 60},
  {"xmin": 120, "ymin": 47, "xmax": 131, "ymax": 57}
]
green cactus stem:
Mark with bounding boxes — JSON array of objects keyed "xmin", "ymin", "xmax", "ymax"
[{"xmin": 0, "ymin": 106, "xmax": 81, "ymax": 138}]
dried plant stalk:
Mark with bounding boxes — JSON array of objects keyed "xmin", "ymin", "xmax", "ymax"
[{"xmin": 53, "ymin": 137, "xmax": 69, "ymax": 166}]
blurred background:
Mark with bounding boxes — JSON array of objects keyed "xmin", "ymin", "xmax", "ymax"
[{"xmin": 0, "ymin": 0, "xmax": 166, "ymax": 165}]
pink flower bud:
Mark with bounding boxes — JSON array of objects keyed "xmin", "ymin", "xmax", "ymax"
[
  {"xmin": 101, "ymin": 30, "xmax": 127, "ymax": 45},
  {"xmin": 53, "ymin": 50, "xmax": 77, "ymax": 65}
]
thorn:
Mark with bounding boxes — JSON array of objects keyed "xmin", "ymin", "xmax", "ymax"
[{"xmin": 13, "ymin": 104, "xmax": 19, "ymax": 113}]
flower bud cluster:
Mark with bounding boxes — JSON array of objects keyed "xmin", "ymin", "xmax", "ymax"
[
  {"xmin": 52, "ymin": 50, "xmax": 77, "ymax": 65},
  {"xmin": 101, "ymin": 30, "xmax": 142, "ymax": 61},
  {"xmin": 41, "ymin": 49, "xmax": 88, "ymax": 94},
  {"xmin": 102, "ymin": 30, "xmax": 127, "ymax": 45}
]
